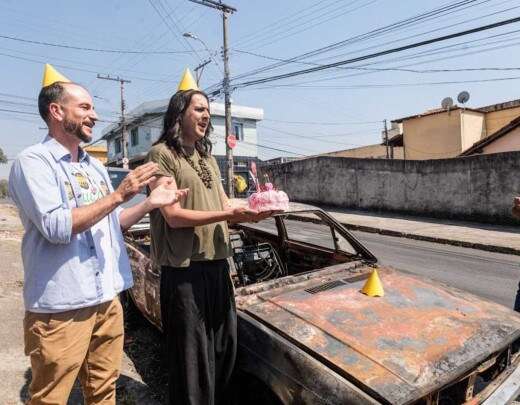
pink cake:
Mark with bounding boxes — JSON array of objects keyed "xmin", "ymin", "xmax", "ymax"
[{"xmin": 248, "ymin": 183, "xmax": 289, "ymax": 212}]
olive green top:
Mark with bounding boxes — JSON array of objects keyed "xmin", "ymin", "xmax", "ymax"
[{"xmin": 146, "ymin": 143, "xmax": 231, "ymax": 268}]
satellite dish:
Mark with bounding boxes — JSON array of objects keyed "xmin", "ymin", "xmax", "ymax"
[
  {"xmin": 441, "ymin": 97, "xmax": 454, "ymax": 110},
  {"xmin": 457, "ymin": 91, "xmax": 470, "ymax": 105}
]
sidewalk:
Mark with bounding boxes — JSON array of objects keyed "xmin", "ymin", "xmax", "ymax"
[{"xmin": 315, "ymin": 205, "xmax": 520, "ymax": 256}]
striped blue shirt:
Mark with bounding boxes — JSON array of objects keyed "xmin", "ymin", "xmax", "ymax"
[{"xmin": 9, "ymin": 135, "xmax": 132, "ymax": 312}]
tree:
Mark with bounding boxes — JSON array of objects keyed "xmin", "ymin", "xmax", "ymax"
[
  {"xmin": 0, "ymin": 179, "xmax": 8, "ymax": 198},
  {"xmin": 0, "ymin": 147, "xmax": 7, "ymax": 164}
]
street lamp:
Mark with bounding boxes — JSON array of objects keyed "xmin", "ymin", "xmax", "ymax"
[{"xmin": 183, "ymin": 32, "xmax": 223, "ymax": 73}]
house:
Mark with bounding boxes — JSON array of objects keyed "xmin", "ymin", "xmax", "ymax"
[
  {"xmin": 392, "ymin": 98, "xmax": 520, "ymax": 160},
  {"xmin": 102, "ymin": 99, "xmax": 264, "ymax": 190},
  {"xmin": 311, "ymin": 122, "xmax": 404, "ymax": 160},
  {"xmin": 460, "ymin": 115, "xmax": 520, "ymax": 156},
  {"xmin": 84, "ymin": 143, "xmax": 107, "ymax": 164}
]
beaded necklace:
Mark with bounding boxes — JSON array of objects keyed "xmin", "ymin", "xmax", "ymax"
[{"xmin": 184, "ymin": 151, "xmax": 213, "ymax": 189}]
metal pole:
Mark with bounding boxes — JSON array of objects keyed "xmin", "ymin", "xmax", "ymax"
[
  {"xmin": 187, "ymin": 0, "xmax": 236, "ymax": 196},
  {"xmin": 119, "ymin": 80, "xmax": 129, "ymax": 169},
  {"xmin": 194, "ymin": 59, "xmax": 211, "ymax": 85},
  {"xmin": 222, "ymin": 11, "xmax": 234, "ymax": 197},
  {"xmin": 384, "ymin": 119, "xmax": 389, "ymax": 159},
  {"xmin": 97, "ymin": 74, "xmax": 131, "ymax": 169}
]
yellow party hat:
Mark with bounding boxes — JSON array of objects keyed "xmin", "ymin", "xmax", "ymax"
[
  {"xmin": 42, "ymin": 63, "xmax": 71, "ymax": 87},
  {"xmin": 177, "ymin": 68, "xmax": 199, "ymax": 91},
  {"xmin": 361, "ymin": 269, "xmax": 385, "ymax": 297}
]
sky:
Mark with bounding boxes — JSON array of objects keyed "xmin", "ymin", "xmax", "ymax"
[{"xmin": 2, "ymin": 0, "xmax": 520, "ymax": 178}]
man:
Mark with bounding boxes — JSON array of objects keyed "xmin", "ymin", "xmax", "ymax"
[
  {"xmin": 9, "ymin": 65, "xmax": 186, "ymax": 404},
  {"xmin": 514, "ymin": 197, "xmax": 520, "ymax": 220}
]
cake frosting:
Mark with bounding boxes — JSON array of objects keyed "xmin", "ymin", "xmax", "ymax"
[{"xmin": 248, "ymin": 183, "xmax": 289, "ymax": 212}]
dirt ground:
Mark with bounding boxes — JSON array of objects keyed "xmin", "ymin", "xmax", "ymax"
[{"xmin": 0, "ymin": 201, "xmax": 167, "ymax": 404}]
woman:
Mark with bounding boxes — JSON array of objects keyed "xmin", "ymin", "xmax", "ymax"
[{"xmin": 146, "ymin": 89, "xmax": 259, "ymax": 405}]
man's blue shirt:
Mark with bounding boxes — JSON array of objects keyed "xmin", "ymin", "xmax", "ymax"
[{"xmin": 9, "ymin": 136, "xmax": 133, "ymax": 312}]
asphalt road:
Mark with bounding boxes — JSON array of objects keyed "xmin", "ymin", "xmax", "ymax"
[
  {"xmin": 353, "ymin": 230, "xmax": 520, "ymax": 308},
  {"xmin": 253, "ymin": 218, "xmax": 520, "ymax": 309}
]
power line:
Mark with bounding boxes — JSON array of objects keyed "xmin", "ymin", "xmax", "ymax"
[
  {"xmin": 221, "ymin": 0, "xmax": 482, "ymax": 86},
  {"xmin": 237, "ymin": 0, "xmax": 379, "ymax": 51},
  {"xmin": 0, "ymin": 51, "xmax": 177, "ymax": 83},
  {"xmin": 233, "ymin": 0, "xmax": 338, "ymax": 47},
  {"xmin": 263, "ymin": 118, "xmax": 381, "ymax": 125},
  {"xmin": 306, "ymin": 1, "xmax": 519, "ymax": 65},
  {"xmin": 0, "ymin": 33, "xmax": 201, "ymax": 54},
  {"xmin": 249, "ymin": 75, "xmax": 520, "ymax": 90},
  {"xmin": 258, "ymin": 124, "xmax": 364, "ymax": 147},
  {"xmin": 230, "ymin": 15, "xmax": 520, "ymax": 90}
]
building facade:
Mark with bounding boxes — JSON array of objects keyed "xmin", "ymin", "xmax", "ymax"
[
  {"xmin": 392, "ymin": 99, "xmax": 520, "ymax": 160},
  {"xmin": 102, "ymin": 99, "xmax": 263, "ymax": 193}
]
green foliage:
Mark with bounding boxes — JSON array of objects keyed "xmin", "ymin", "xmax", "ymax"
[
  {"xmin": 0, "ymin": 147, "xmax": 7, "ymax": 164},
  {"xmin": 0, "ymin": 179, "xmax": 8, "ymax": 198}
]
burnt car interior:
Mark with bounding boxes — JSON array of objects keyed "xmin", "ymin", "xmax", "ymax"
[
  {"xmin": 125, "ymin": 210, "xmax": 374, "ymax": 289},
  {"xmin": 229, "ymin": 211, "xmax": 374, "ymax": 286}
]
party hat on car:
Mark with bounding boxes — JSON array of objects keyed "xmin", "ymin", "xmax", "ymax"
[
  {"xmin": 177, "ymin": 68, "xmax": 199, "ymax": 91},
  {"xmin": 361, "ymin": 269, "xmax": 385, "ymax": 297},
  {"xmin": 42, "ymin": 63, "xmax": 71, "ymax": 87}
]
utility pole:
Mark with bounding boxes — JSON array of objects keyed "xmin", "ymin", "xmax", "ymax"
[
  {"xmin": 97, "ymin": 74, "xmax": 132, "ymax": 169},
  {"xmin": 194, "ymin": 59, "xmax": 211, "ymax": 84},
  {"xmin": 384, "ymin": 119, "xmax": 390, "ymax": 159},
  {"xmin": 189, "ymin": 0, "xmax": 237, "ymax": 197}
]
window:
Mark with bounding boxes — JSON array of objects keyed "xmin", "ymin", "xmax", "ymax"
[
  {"xmin": 233, "ymin": 122, "xmax": 244, "ymax": 141},
  {"xmin": 131, "ymin": 127, "xmax": 139, "ymax": 146},
  {"xmin": 114, "ymin": 138, "xmax": 121, "ymax": 154},
  {"xmin": 283, "ymin": 213, "xmax": 357, "ymax": 255}
]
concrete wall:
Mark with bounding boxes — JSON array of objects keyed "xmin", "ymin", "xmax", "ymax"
[
  {"xmin": 483, "ymin": 126, "xmax": 520, "ymax": 154},
  {"xmin": 403, "ymin": 110, "xmax": 463, "ymax": 159},
  {"xmin": 485, "ymin": 106, "xmax": 520, "ymax": 136},
  {"xmin": 264, "ymin": 152, "xmax": 520, "ymax": 224}
]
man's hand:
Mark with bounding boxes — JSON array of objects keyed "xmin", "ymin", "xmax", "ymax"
[
  {"xmin": 147, "ymin": 179, "xmax": 189, "ymax": 210},
  {"xmin": 114, "ymin": 162, "xmax": 159, "ymax": 203},
  {"xmin": 513, "ymin": 197, "xmax": 520, "ymax": 219}
]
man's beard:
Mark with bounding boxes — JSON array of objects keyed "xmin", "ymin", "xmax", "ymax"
[{"xmin": 63, "ymin": 117, "xmax": 91, "ymax": 143}]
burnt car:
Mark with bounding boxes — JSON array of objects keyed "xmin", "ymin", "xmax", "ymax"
[{"xmin": 123, "ymin": 204, "xmax": 520, "ymax": 404}]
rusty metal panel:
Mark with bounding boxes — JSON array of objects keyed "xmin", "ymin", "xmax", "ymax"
[{"xmin": 244, "ymin": 267, "xmax": 520, "ymax": 404}]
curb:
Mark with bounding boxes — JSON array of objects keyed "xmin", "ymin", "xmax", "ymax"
[
  {"xmin": 340, "ymin": 222, "xmax": 520, "ymax": 257},
  {"xmin": 286, "ymin": 213, "xmax": 520, "ymax": 256}
]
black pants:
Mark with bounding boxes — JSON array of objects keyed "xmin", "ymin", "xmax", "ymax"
[{"xmin": 160, "ymin": 260, "xmax": 237, "ymax": 405}]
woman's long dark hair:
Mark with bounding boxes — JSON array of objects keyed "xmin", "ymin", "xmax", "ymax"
[{"xmin": 153, "ymin": 89, "xmax": 213, "ymax": 158}]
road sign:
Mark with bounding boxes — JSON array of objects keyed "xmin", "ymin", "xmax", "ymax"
[{"xmin": 227, "ymin": 134, "xmax": 237, "ymax": 149}]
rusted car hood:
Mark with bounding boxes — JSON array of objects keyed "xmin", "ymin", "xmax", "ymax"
[{"xmin": 243, "ymin": 267, "xmax": 520, "ymax": 404}]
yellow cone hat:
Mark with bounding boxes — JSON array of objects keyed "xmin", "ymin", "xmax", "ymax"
[
  {"xmin": 177, "ymin": 68, "xmax": 199, "ymax": 91},
  {"xmin": 42, "ymin": 63, "xmax": 71, "ymax": 87},
  {"xmin": 361, "ymin": 269, "xmax": 385, "ymax": 297}
]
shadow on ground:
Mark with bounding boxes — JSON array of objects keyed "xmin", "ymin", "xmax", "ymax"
[
  {"xmin": 19, "ymin": 307, "xmax": 165, "ymax": 405},
  {"xmin": 20, "ymin": 367, "xmax": 155, "ymax": 405},
  {"xmin": 122, "ymin": 302, "xmax": 168, "ymax": 404}
]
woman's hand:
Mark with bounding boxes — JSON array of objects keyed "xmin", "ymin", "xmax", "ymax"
[{"xmin": 227, "ymin": 207, "xmax": 259, "ymax": 223}]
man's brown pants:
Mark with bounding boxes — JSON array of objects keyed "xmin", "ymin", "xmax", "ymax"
[{"xmin": 23, "ymin": 298, "xmax": 124, "ymax": 405}]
